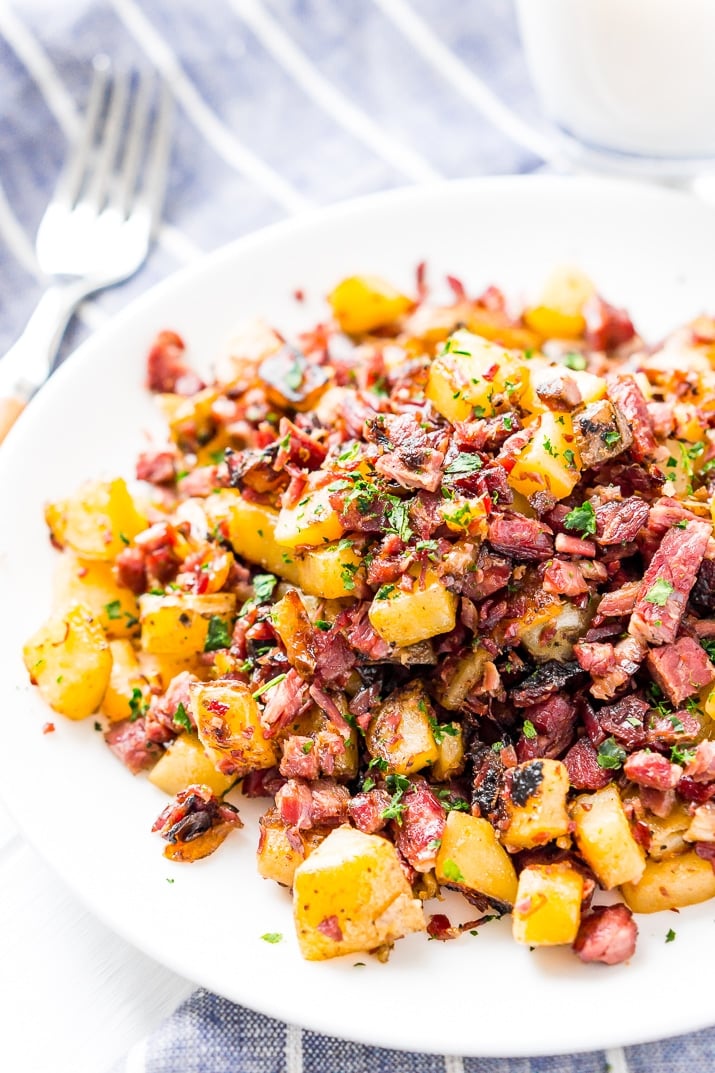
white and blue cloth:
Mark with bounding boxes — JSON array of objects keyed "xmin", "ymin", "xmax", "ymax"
[{"xmin": 1, "ymin": 2, "xmax": 712, "ymax": 1070}]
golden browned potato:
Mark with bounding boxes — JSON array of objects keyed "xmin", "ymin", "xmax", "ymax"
[
  {"xmin": 507, "ymin": 411, "xmax": 582, "ymax": 501},
  {"xmin": 138, "ymin": 593, "xmax": 236, "ymax": 657},
  {"xmin": 271, "ymin": 589, "xmax": 318, "ymax": 675},
  {"xmin": 512, "ymin": 863, "xmax": 584, "ymax": 947},
  {"xmin": 435, "ymin": 811, "xmax": 517, "ymax": 909},
  {"xmin": 149, "ymin": 733, "xmax": 236, "ymax": 797},
  {"xmin": 502, "ymin": 759, "xmax": 570, "ymax": 851},
  {"xmin": 293, "ymin": 825, "xmax": 425, "ymax": 960},
  {"xmin": 328, "ymin": 275, "xmax": 411, "ymax": 335},
  {"xmin": 365, "ymin": 682, "xmax": 438, "ymax": 775},
  {"xmin": 274, "ymin": 482, "xmax": 344, "ymax": 549},
  {"xmin": 431, "ymin": 723, "xmax": 465, "ymax": 782},
  {"xmin": 523, "ymin": 266, "xmax": 595, "ymax": 339},
  {"xmin": 368, "ymin": 568, "xmax": 457, "ymax": 648},
  {"xmin": 426, "ymin": 331, "xmax": 528, "ymax": 423},
  {"xmin": 621, "ymin": 850, "xmax": 715, "ymax": 913},
  {"xmin": 23, "ymin": 602, "xmax": 112, "ymax": 719},
  {"xmin": 257, "ymin": 807, "xmax": 330, "ymax": 887},
  {"xmin": 571, "ymin": 783, "xmax": 646, "ymax": 889},
  {"xmin": 191, "ymin": 680, "xmax": 278, "ymax": 776},
  {"xmin": 101, "ymin": 639, "xmax": 149, "ymax": 722},
  {"xmin": 45, "ymin": 478, "xmax": 146, "ymax": 560},
  {"xmin": 53, "ymin": 553, "xmax": 140, "ymax": 639}
]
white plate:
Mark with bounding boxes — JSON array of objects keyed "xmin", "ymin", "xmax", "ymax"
[{"xmin": 2, "ymin": 176, "xmax": 715, "ymax": 1058}]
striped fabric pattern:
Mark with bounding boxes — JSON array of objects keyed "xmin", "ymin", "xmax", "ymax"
[{"xmin": 0, "ymin": 2, "xmax": 712, "ymax": 1070}]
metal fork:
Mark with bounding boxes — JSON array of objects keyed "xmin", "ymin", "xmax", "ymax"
[{"xmin": 0, "ymin": 56, "xmax": 173, "ymax": 444}]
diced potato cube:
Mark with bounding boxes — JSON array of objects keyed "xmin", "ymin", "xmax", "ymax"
[
  {"xmin": 507, "ymin": 411, "xmax": 582, "ymax": 501},
  {"xmin": 435, "ymin": 811, "xmax": 517, "ymax": 909},
  {"xmin": 45, "ymin": 478, "xmax": 146, "ymax": 560},
  {"xmin": 274, "ymin": 482, "xmax": 344, "ymax": 549},
  {"xmin": 271, "ymin": 589, "xmax": 317, "ymax": 675},
  {"xmin": 621, "ymin": 850, "xmax": 715, "ymax": 913},
  {"xmin": 426, "ymin": 331, "xmax": 528, "ymax": 423},
  {"xmin": 296, "ymin": 541, "xmax": 365, "ymax": 599},
  {"xmin": 328, "ymin": 275, "xmax": 412, "ymax": 335},
  {"xmin": 23, "ymin": 602, "xmax": 112, "ymax": 719},
  {"xmin": 53, "ymin": 553, "xmax": 139, "ymax": 639},
  {"xmin": 368, "ymin": 568, "xmax": 457, "ymax": 648},
  {"xmin": 435, "ymin": 647, "xmax": 493, "ymax": 711},
  {"xmin": 138, "ymin": 651, "xmax": 203, "ymax": 691},
  {"xmin": 366, "ymin": 682, "xmax": 438, "ymax": 775},
  {"xmin": 571, "ymin": 784, "xmax": 646, "ymax": 890},
  {"xmin": 431, "ymin": 724, "xmax": 465, "ymax": 781},
  {"xmin": 512, "ymin": 863, "xmax": 584, "ymax": 946},
  {"xmin": 440, "ymin": 494, "xmax": 489, "ymax": 535},
  {"xmin": 569, "ymin": 369, "xmax": 607, "ymax": 404},
  {"xmin": 191, "ymin": 680, "xmax": 278, "ymax": 776},
  {"xmin": 503, "ymin": 759, "xmax": 570, "ymax": 851},
  {"xmin": 523, "ymin": 267, "xmax": 595, "ymax": 339},
  {"xmin": 149, "ymin": 733, "xmax": 236, "ymax": 797},
  {"xmin": 101, "ymin": 639, "xmax": 149, "ymax": 722},
  {"xmin": 139, "ymin": 593, "xmax": 236, "ymax": 657},
  {"xmin": 257, "ymin": 807, "xmax": 329, "ymax": 887},
  {"xmin": 644, "ymin": 803, "xmax": 691, "ymax": 860},
  {"xmin": 293, "ymin": 826, "xmax": 426, "ymax": 959}
]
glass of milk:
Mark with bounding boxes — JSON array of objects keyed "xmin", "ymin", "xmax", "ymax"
[{"xmin": 516, "ymin": 0, "xmax": 715, "ymax": 176}]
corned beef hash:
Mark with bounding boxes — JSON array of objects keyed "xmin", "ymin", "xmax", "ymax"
[{"xmin": 23, "ymin": 267, "xmax": 715, "ymax": 963}]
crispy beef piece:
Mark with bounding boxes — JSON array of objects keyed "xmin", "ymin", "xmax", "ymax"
[
  {"xmin": 331, "ymin": 487, "xmax": 390, "ymax": 534},
  {"xmin": 647, "ymin": 400, "xmax": 676, "ymax": 439},
  {"xmin": 407, "ymin": 491, "xmax": 443, "ymax": 539},
  {"xmin": 606, "ymin": 374, "xmax": 657, "ymax": 462},
  {"xmin": 478, "ymin": 464, "xmax": 513, "ymax": 507},
  {"xmin": 647, "ymin": 636, "xmax": 715, "ymax": 706},
  {"xmin": 591, "ymin": 461, "xmax": 664, "ymax": 500},
  {"xmin": 516, "ymin": 694, "xmax": 577, "ymax": 761},
  {"xmin": 366, "ymin": 533, "xmax": 413, "ymax": 587},
  {"xmin": 315, "ymin": 628, "xmax": 356, "ymax": 684},
  {"xmin": 564, "ymin": 737, "xmax": 613, "ymax": 790},
  {"xmin": 646, "ymin": 708, "xmax": 701, "ymax": 746},
  {"xmin": 276, "ymin": 778, "xmax": 350, "ymax": 830},
  {"xmin": 594, "ymin": 497, "xmax": 649, "ymax": 545},
  {"xmin": 593, "ymin": 582, "xmax": 640, "ymax": 624},
  {"xmin": 471, "ymin": 743, "xmax": 505, "ymax": 824},
  {"xmin": 583, "ymin": 295, "xmax": 636, "ymax": 351},
  {"xmin": 487, "ymin": 513, "xmax": 554, "ymax": 561},
  {"xmin": 454, "ymin": 414, "xmax": 522, "ymax": 452},
  {"xmin": 511, "ymin": 660, "xmax": 586, "ymax": 708},
  {"xmin": 573, "ymin": 904, "xmax": 637, "ymax": 965},
  {"xmin": 629, "ymin": 520, "xmax": 711, "ymax": 646},
  {"xmin": 260, "ymin": 668, "xmax": 311, "ymax": 738},
  {"xmin": 105, "ymin": 717, "xmax": 162, "ymax": 774},
  {"xmin": 574, "ymin": 399, "xmax": 633, "ymax": 468},
  {"xmin": 152, "ymin": 785, "xmax": 241, "ymax": 843},
  {"xmin": 588, "ymin": 636, "xmax": 645, "ymax": 701},
  {"xmin": 146, "ymin": 330, "xmax": 204, "ymax": 395},
  {"xmin": 241, "ymin": 767, "xmax": 286, "ymax": 798},
  {"xmin": 177, "ymin": 465, "xmax": 222, "ymax": 498},
  {"xmin": 690, "ymin": 558, "xmax": 715, "ymax": 615},
  {"xmin": 225, "ymin": 445, "xmax": 287, "ymax": 495},
  {"xmin": 574, "ymin": 641, "xmax": 617, "ymax": 680},
  {"xmin": 366, "ymin": 413, "xmax": 446, "ymax": 492},
  {"xmin": 624, "ymin": 750, "xmax": 683, "ymax": 790},
  {"xmin": 554, "ymin": 532, "xmax": 596, "ymax": 557},
  {"xmin": 534, "ymin": 372, "xmax": 582, "ymax": 411},
  {"xmin": 114, "ymin": 546, "xmax": 148, "ymax": 594},
  {"xmin": 258, "ymin": 345, "xmax": 331, "ymax": 410},
  {"xmin": 542, "ymin": 559, "xmax": 590, "ymax": 597},
  {"xmin": 276, "ymin": 417, "xmax": 330, "ymax": 472},
  {"xmin": 145, "ymin": 670, "xmax": 197, "ymax": 744},
  {"xmin": 348, "ymin": 788, "xmax": 392, "ymax": 834},
  {"xmin": 684, "ymin": 741, "xmax": 715, "ymax": 783},
  {"xmin": 695, "ymin": 842, "xmax": 715, "ymax": 872},
  {"xmin": 133, "ymin": 522, "xmax": 181, "ymax": 588},
  {"xmin": 136, "ymin": 448, "xmax": 177, "ymax": 485},
  {"xmin": 679, "ymin": 778, "xmax": 715, "ymax": 805},
  {"xmin": 438, "ymin": 541, "xmax": 511, "ymax": 601},
  {"xmin": 337, "ymin": 603, "xmax": 392, "ymax": 661},
  {"xmin": 392, "ymin": 780, "xmax": 446, "ymax": 873},
  {"xmin": 639, "ymin": 497, "xmax": 701, "ymax": 562},
  {"xmin": 279, "ymin": 736, "xmax": 321, "ymax": 780},
  {"xmin": 595, "ymin": 696, "xmax": 648, "ymax": 750}
]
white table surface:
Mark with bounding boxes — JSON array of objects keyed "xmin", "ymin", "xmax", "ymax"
[{"xmin": 0, "ymin": 797, "xmax": 193, "ymax": 1073}]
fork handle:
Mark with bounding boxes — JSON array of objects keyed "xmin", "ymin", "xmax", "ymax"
[{"xmin": 0, "ymin": 282, "xmax": 88, "ymax": 445}]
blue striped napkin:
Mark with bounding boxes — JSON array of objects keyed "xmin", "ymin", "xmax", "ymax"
[{"xmin": 1, "ymin": 2, "xmax": 713, "ymax": 1071}]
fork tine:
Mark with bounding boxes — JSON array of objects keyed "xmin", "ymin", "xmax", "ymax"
[
  {"xmin": 83, "ymin": 69, "xmax": 130, "ymax": 213},
  {"xmin": 115, "ymin": 71, "xmax": 152, "ymax": 219},
  {"xmin": 54, "ymin": 56, "xmax": 110, "ymax": 208},
  {"xmin": 138, "ymin": 80, "xmax": 174, "ymax": 234}
]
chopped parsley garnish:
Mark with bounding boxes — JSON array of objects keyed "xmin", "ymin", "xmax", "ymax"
[
  {"xmin": 563, "ymin": 500, "xmax": 596, "ymax": 536},
  {"xmin": 443, "ymin": 452, "xmax": 483, "ymax": 477},
  {"xmin": 380, "ymin": 773, "xmax": 411, "ymax": 824},
  {"xmin": 315, "ymin": 619, "xmax": 332, "ymax": 631},
  {"xmin": 522, "ymin": 719, "xmax": 537, "ymax": 740},
  {"xmin": 338, "ymin": 442, "xmax": 360, "ymax": 463},
  {"xmin": 253, "ymin": 573, "xmax": 278, "ymax": 603},
  {"xmin": 129, "ymin": 687, "xmax": 147, "ymax": 722},
  {"xmin": 563, "ymin": 448, "xmax": 576, "ymax": 469},
  {"xmin": 104, "ymin": 600, "xmax": 122, "ymax": 620},
  {"xmin": 665, "ymin": 928, "xmax": 676, "ymax": 943},
  {"xmin": 442, "ymin": 859, "xmax": 465, "ymax": 884},
  {"xmin": 603, "ymin": 430, "xmax": 621, "ymax": 447},
  {"xmin": 564, "ymin": 352, "xmax": 587, "ymax": 371},
  {"xmin": 644, "ymin": 578, "xmax": 674, "ymax": 606},
  {"xmin": 252, "ymin": 673, "xmax": 288, "ymax": 700},
  {"xmin": 428, "ymin": 716, "xmax": 458, "ymax": 744},
  {"xmin": 341, "ymin": 563, "xmax": 358, "ymax": 591},
  {"xmin": 301, "ymin": 740, "xmax": 314, "ymax": 754},
  {"xmin": 261, "ymin": 932, "xmax": 283, "ymax": 944},
  {"xmin": 204, "ymin": 616, "xmax": 232, "ymax": 651},
  {"xmin": 173, "ymin": 702, "xmax": 192, "ymax": 732},
  {"xmin": 671, "ymin": 744, "xmax": 695, "ymax": 766},
  {"xmin": 543, "ymin": 438, "xmax": 558, "ymax": 458},
  {"xmin": 437, "ymin": 790, "xmax": 470, "ymax": 812},
  {"xmin": 386, "ymin": 499, "xmax": 412, "ymax": 542},
  {"xmin": 702, "ymin": 638, "xmax": 715, "ymax": 662},
  {"xmin": 669, "ymin": 712, "xmax": 685, "ymax": 733},
  {"xmin": 375, "ymin": 584, "xmax": 396, "ymax": 601},
  {"xmin": 597, "ymin": 737, "xmax": 627, "ymax": 769},
  {"xmin": 285, "ymin": 358, "xmax": 303, "ymax": 392},
  {"xmin": 503, "ymin": 414, "xmax": 513, "ymax": 430}
]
